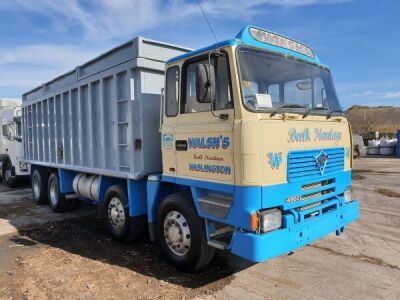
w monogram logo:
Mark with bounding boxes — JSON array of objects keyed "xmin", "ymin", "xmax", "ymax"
[{"xmin": 267, "ymin": 152, "xmax": 283, "ymax": 170}]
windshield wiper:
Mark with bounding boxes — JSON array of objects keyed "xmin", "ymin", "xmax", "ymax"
[
  {"xmin": 326, "ymin": 109, "xmax": 343, "ymax": 119},
  {"xmin": 281, "ymin": 104, "xmax": 307, "ymax": 108},
  {"xmin": 302, "ymin": 107, "xmax": 343, "ymax": 118},
  {"xmin": 270, "ymin": 104, "xmax": 307, "ymax": 116},
  {"xmin": 303, "ymin": 107, "xmax": 328, "ymax": 118}
]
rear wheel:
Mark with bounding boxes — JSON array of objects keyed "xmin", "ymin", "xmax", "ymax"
[
  {"xmin": 48, "ymin": 173, "xmax": 71, "ymax": 212},
  {"xmin": 103, "ymin": 185, "xmax": 145, "ymax": 242},
  {"xmin": 31, "ymin": 169, "xmax": 49, "ymax": 204},
  {"xmin": 156, "ymin": 192, "xmax": 215, "ymax": 272},
  {"xmin": 2, "ymin": 158, "xmax": 17, "ymax": 188}
]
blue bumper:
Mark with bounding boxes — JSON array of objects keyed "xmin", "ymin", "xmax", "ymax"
[{"xmin": 230, "ymin": 200, "xmax": 359, "ymax": 262}]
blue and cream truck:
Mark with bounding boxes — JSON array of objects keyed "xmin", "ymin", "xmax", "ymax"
[{"xmin": 22, "ymin": 26, "xmax": 359, "ymax": 271}]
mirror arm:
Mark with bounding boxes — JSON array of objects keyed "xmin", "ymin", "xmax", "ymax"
[{"xmin": 159, "ymin": 88, "xmax": 165, "ymax": 132}]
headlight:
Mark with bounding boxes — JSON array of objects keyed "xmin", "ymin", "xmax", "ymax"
[
  {"xmin": 344, "ymin": 187, "xmax": 352, "ymax": 203},
  {"xmin": 259, "ymin": 208, "xmax": 282, "ymax": 232},
  {"xmin": 19, "ymin": 161, "xmax": 28, "ymax": 171}
]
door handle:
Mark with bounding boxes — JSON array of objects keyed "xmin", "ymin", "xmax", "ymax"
[{"xmin": 175, "ymin": 140, "xmax": 188, "ymax": 151}]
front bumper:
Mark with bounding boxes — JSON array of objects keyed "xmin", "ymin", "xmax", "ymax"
[
  {"xmin": 14, "ymin": 167, "xmax": 30, "ymax": 177},
  {"xmin": 230, "ymin": 200, "xmax": 359, "ymax": 262}
]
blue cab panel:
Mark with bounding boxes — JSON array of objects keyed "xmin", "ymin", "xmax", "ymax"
[{"xmin": 167, "ymin": 25, "xmax": 326, "ymax": 68}]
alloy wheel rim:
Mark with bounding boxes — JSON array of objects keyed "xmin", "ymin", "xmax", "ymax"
[
  {"xmin": 33, "ymin": 176, "xmax": 40, "ymax": 199},
  {"xmin": 108, "ymin": 197, "xmax": 126, "ymax": 232},
  {"xmin": 163, "ymin": 210, "xmax": 191, "ymax": 256}
]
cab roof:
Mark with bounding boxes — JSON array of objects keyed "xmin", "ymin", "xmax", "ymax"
[{"xmin": 167, "ymin": 25, "xmax": 325, "ymax": 68}]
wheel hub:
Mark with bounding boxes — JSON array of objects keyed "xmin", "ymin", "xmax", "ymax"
[
  {"xmin": 33, "ymin": 177, "xmax": 40, "ymax": 198},
  {"xmin": 167, "ymin": 225, "xmax": 180, "ymax": 243},
  {"xmin": 108, "ymin": 197, "xmax": 125, "ymax": 232},
  {"xmin": 110, "ymin": 207, "xmax": 118, "ymax": 220},
  {"xmin": 163, "ymin": 211, "xmax": 191, "ymax": 256}
]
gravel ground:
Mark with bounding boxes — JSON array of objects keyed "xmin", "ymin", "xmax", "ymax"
[{"xmin": 0, "ymin": 157, "xmax": 399, "ymax": 299}]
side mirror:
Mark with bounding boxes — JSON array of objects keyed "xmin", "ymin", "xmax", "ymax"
[{"xmin": 195, "ymin": 63, "xmax": 215, "ymax": 103}]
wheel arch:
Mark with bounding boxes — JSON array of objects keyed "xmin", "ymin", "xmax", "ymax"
[
  {"xmin": 97, "ymin": 176, "xmax": 126, "ymax": 205},
  {"xmin": 148, "ymin": 181, "xmax": 191, "ymax": 223},
  {"xmin": 30, "ymin": 164, "xmax": 57, "ymax": 177},
  {"xmin": 146, "ymin": 180, "xmax": 191, "ymax": 241},
  {"xmin": 0, "ymin": 154, "xmax": 9, "ymax": 162},
  {"xmin": 0, "ymin": 154, "xmax": 10, "ymax": 172}
]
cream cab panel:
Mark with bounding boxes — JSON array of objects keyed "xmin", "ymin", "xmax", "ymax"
[
  {"xmin": 240, "ymin": 117, "xmax": 352, "ymax": 186},
  {"xmin": 172, "ymin": 111, "xmax": 234, "ymax": 184}
]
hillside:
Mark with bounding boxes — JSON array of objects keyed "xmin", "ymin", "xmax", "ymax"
[{"xmin": 345, "ymin": 106, "xmax": 400, "ymax": 135}]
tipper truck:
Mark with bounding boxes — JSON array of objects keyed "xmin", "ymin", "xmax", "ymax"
[
  {"xmin": 0, "ymin": 99, "xmax": 30, "ymax": 187},
  {"xmin": 22, "ymin": 26, "xmax": 359, "ymax": 271}
]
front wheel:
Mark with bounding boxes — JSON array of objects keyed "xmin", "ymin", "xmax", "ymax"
[
  {"xmin": 156, "ymin": 192, "xmax": 215, "ymax": 272},
  {"xmin": 2, "ymin": 159, "xmax": 17, "ymax": 188}
]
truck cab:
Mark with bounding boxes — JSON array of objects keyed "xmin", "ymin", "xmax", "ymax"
[
  {"xmin": 0, "ymin": 103, "xmax": 30, "ymax": 187},
  {"xmin": 156, "ymin": 26, "xmax": 359, "ymax": 267}
]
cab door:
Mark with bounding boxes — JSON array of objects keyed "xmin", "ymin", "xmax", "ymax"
[{"xmin": 173, "ymin": 53, "xmax": 235, "ymax": 185}]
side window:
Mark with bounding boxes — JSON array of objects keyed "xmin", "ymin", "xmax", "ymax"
[
  {"xmin": 182, "ymin": 54, "xmax": 232, "ymax": 114},
  {"xmin": 183, "ymin": 59, "xmax": 211, "ymax": 113},
  {"xmin": 165, "ymin": 67, "xmax": 179, "ymax": 117}
]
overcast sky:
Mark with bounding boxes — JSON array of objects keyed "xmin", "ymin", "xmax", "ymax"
[{"xmin": 0, "ymin": 0, "xmax": 399, "ymax": 107}]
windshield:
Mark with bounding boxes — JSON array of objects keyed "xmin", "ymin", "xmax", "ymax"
[
  {"xmin": 1, "ymin": 120, "xmax": 22, "ymax": 141},
  {"xmin": 238, "ymin": 47, "xmax": 342, "ymax": 114}
]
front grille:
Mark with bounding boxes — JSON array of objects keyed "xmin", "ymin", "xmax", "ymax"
[
  {"xmin": 288, "ymin": 147, "xmax": 344, "ymax": 182},
  {"xmin": 295, "ymin": 198, "xmax": 339, "ymax": 222},
  {"xmin": 301, "ymin": 179, "xmax": 335, "ymax": 201}
]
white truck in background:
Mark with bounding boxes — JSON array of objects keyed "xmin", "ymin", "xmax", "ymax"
[{"xmin": 0, "ymin": 99, "xmax": 30, "ymax": 187}]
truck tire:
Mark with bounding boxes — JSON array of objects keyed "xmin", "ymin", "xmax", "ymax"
[
  {"xmin": 156, "ymin": 192, "xmax": 215, "ymax": 272},
  {"xmin": 103, "ymin": 185, "xmax": 145, "ymax": 242},
  {"xmin": 31, "ymin": 169, "xmax": 49, "ymax": 204},
  {"xmin": 2, "ymin": 158, "xmax": 17, "ymax": 188},
  {"xmin": 48, "ymin": 173, "xmax": 71, "ymax": 212}
]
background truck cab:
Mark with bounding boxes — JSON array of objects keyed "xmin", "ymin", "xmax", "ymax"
[{"xmin": 0, "ymin": 99, "xmax": 30, "ymax": 187}]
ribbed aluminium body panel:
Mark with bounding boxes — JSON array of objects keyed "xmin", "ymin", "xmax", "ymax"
[{"xmin": 22, "ymin": 37, "xmax": 191, "ymax": 179}]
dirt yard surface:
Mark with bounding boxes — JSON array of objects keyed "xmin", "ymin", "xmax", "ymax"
[{"xmin": 1, "ymin": 157, "xmax": 400, "ymax": 299}]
